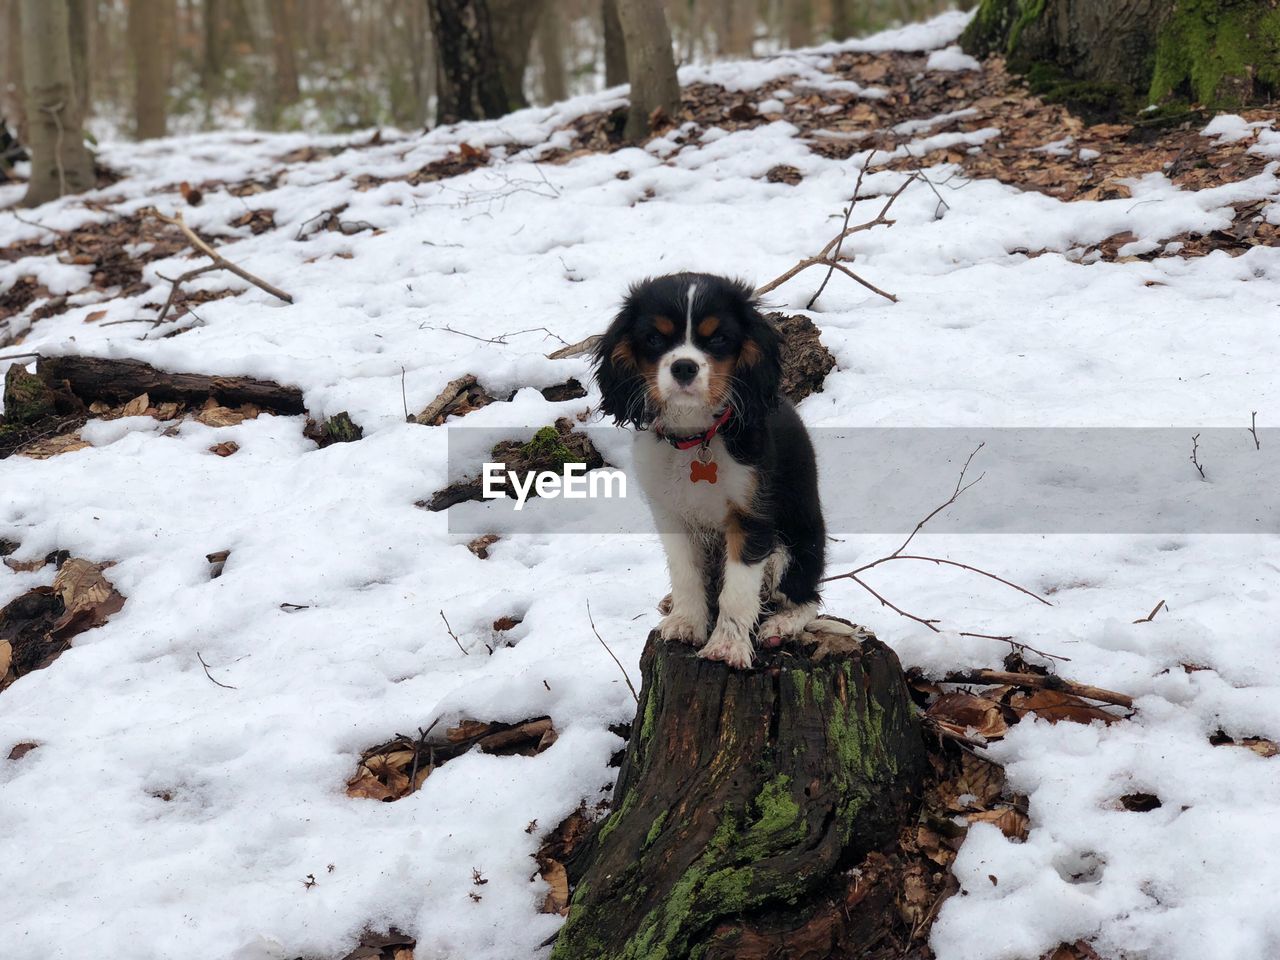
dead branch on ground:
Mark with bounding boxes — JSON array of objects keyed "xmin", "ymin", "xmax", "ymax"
[
  {"xmin": 1250, "ymin": 411, "xmax": 1260, "ymax": 450},
  {"xmin": 755, "ymin": 170, "xmax": 915, "ymax": 304},
  {"xmin": 547, "ymin": 335, "xmax": 601, "ymax": 360},
  {"xmin": 440, "ymin": 610, "xmax": 467, "ymax": 656},
  {"xmin": 941, "ymin": 669, "xmax": 1133, "ymax": 709},
  {"xmin": 823, "ymin": 442, "xmax": 1055, "ymax": 647},
  {"xmin": 414, "ymin": 374, "xmax": 479, "ymax": 425},
  {"xmin": 146, "ymin": 210, "xmax": 293, "ymax": 325},
  {"xmin": 587, "ymin": 599, "xmax": 639, "ymax": 703},
  {"xmin": 1190, "ymin": 432, "xmax": 1206, "ymax": 480}
]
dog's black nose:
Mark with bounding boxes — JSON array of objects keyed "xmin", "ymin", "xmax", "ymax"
[{"xmin": 671, "ymin": 359, "xmax": 699, "ymax": 384}]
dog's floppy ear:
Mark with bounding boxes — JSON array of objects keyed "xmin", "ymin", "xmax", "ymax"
[
  {"xmin": 593, "ymin": 298, "xmax": 649, "ymax": 427},
  {"xmin": 733, "ymin": 292, "xmax": 783, "ymax": 424}
]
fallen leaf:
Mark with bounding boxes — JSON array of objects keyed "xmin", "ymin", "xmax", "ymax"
[
  {"xmin": 120, "ymin": 393, "xmax": 150, "ymax": 418},
  {"xmin": 209, "ymin": 441, "xmax": 240, "ymax": 457},
  {"xmin": 927, "ymin": 692, "xmax": 1008, "ymax": 739},
  {"xmin": 447, "ymin": 719, "xmax": 492, "ymax": 742},
  {"xmin": 196, "ymin": 400, "xmax": 248, "ymax": 427},
  {"xmin": 1009, "ymin": 689, "xmax": 1117, "ymax": 725},
  {"xmin": 967, "ymin": 806, "xmax": 1029, "ymax": 840},
  {"xmin": 50, "ymin": 558, "xmax": 126, "ymax": 637},
  {"xmin": 540, "ymin": 859, "xmax": 570, "ymax": 915},
  {"xmin": 84, "ymin": 310, "xmax": 107, "ymax": 323},
  {"xmin": 18, "ymin": 433, "xmax": 91, "ymax": 459},
  {"xmin": 7, "ymin": 742, "xmax": 37, "ymax": 760},
  {"xmin": 3, "ymin": 556, "xmax": 47, "ymax": 573},
  {"xmin": 0, "ymin": 640, "xmax": 10, "ymax": 677},
  {"xmin": 1242, "ymin": 737, "xmax": 1278, "ymax": 758}
]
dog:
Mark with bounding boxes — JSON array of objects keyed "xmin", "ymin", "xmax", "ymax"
[{"xmin": 593, "ymin": 273, "xmax": 825, "ymax": 668}]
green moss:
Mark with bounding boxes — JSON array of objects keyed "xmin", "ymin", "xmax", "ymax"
[
  {"xmin": 321, "ymin": 411, "xmax": 363, "ymax": 443},
  {"xmin": 521, "ymin": 425, "xmax": 579, "ymax": 466},
  {"xmin": 2, "ymin": 366, "xmax": 55, "ymax": 426},
  {"xmin": 737, "ymin": 775, "xmax": 804, "ymax": 860},
  {"xmin": 643, "ymin": 811, "xmax": 668, "ymax": 849},
  {"xmin": 1150, "ymin": 1, "xmax": 1280, "ymax": 109},
  {"xmin": 596, "ymin": 790, "xmax": 637, "ymax": 845},
  {"xmin": 1007, "ymin": 0, "xmax": 1047, "ymax": 54}
]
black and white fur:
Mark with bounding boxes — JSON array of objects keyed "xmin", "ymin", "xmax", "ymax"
[{"xmin": 594, "ymin": 273, "xmax": 825, "ymax": 668}]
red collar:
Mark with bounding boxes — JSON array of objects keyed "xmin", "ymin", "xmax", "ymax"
[{"xmin": 654, "ymin": 406, "xmax": 733, "ymax": 450}]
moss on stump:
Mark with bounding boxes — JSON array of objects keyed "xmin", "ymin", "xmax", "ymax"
[{"xmin": 551, "ymin": 627, "xmax": 927, "ymax": 960}]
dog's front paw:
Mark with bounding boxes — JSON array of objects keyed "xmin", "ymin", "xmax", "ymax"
[
  {"xmin": 659, "ymin": 610, "xmax": 708, "ymax": 646},
  {"xmin": 758, "ymin": 603, "xmax": 820, "ymax": 649},
  {"xmin": 698, "ymin": 623, "xmax": 754, "ymax": 669}
]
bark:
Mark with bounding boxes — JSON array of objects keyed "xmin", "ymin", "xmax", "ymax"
[
  {"xmin": 830, "ymin": 0, "xmax": 860, "ymax": 42},
  {"xmin": 602, "ymin": 0, "xmax": 627, "ymax": 88},
  {"xmin": 427, "ymin": 0, "xmax": 511, "ymax": 124},
  {"xmin": 3, "ymin": 0, "xmax": 27, "ymax": 144},
  {"xmin": 19, "ymin": 0, "xmax": 95, "ymax": 206},
  {"xmin": 536, "ymin": 2, "xmax": 568, "ymax": 104},
  {"xmin": 268, "ymin": 0, "xmax": 300, "ymax": 106},
  {"xmin": 715, "ymin": 0, "xmax": 753, "ymax": 56},
  {"xmin": 784, "ymin": 0, "xmax": 814, "ymax": 49},
  {"xmin": 489, "ymin": 0, "xmax": 545, "ymax": 112},
  {"xmin": 36, "ymin": 356, "xmax": 306, "ymax": 414},
  {"xmin": 551, "ymin": 628, "xmax": 927, "ymax": 960},
  {"xmin": 614, "ymin": 0, "xmax": 680, "ymax": 140},
  {"xmin": 128, "ymin": 0, "xmax": 169, "ymax": 139},
  {"xmin": 201, "ymin": 0, "xmax": 225, "ymax": 99},
  {"xmin": 67, "ymin": 0, "xmax": 90, "ymax": 118},
  {"xmin": 961, "ymin": 0, "xmax": 1279, "ymax": 110}
]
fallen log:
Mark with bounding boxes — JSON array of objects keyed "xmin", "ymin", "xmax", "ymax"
[
  {"xmin": 552, "ymin": 623, "xmax": 927, "ymax": 960},
  {"xmin": 36, "ymin": 355, "xmax": 305, "ymax": 414}
]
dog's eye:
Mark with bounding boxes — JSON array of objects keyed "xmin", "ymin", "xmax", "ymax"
[
  {"xmin": 708, "ymin": 333, "xmax": 729, "ymax": 348},
  {"xmin": 643, "ymin": 331, "xmax": 665, "ymax": 348}
]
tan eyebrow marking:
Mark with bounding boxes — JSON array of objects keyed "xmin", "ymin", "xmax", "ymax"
[
  {"xmin": 653, "ymin": 315, "xmax": 675, "ymax": 335},
  {"xmin": 697, "ymin": 316, "xmax": 720, "ymax": 338}
]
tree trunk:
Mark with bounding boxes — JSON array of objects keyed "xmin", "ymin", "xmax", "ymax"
[
  {"xmin": 602, "ymin": 0, "xmax": 627, "ymax": 88},
  {"xmin": 427, "ymin": 0, "xmax": 511, "ymax": 124},
  {"xmin": 488, "ymin": 0, "xmax": 545, "ymax": 112},
  {"xmin": 551, "ymin": 625, "xmax": 927, "ymax": 960},
  {"xmin": 201, "ymin": 0, "xmax": 224, "ymax": 101},
  {"xmin": 19, "ymin": 0, "xmax": 95, "ymax": 206},
  {"xmin": 614, "ymin": 0, "xmax": 680, "ymax": 140},
  {"xmin": 830, "ymin": 0, "xmax": 860, "ymax": 42},
  {"xmin": 536, "ymin": 2, "xmax": 568, "ymax": 104},
  {"xmin": 784, "ymin": 0, "xmax": 813, "ymax": 49},
  {"xmin": 715, "ymin": 0, "xmax": 753, "ymax": 56},
  {"xmin": 3, "ymin": 0, "xmax": 28, "ymax": 144},
  {"xmin": 66, "ymin": 0, "xmax": 90, "ymax": 119},
  {"xmin": 128, "ymin": 0, "xmax": 168, "ymax": 139},
  {"xmin": 961, "ymin": 0, "xmax": 1280, "ymax": 111},
  {"xmin": 268, "ymin": 0, "xmax": 300, "ymax": 106}
]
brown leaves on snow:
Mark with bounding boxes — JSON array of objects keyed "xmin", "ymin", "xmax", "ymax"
[{"xmin": 0, "ymin": 557, "xmax": 125, "ymax": 693}]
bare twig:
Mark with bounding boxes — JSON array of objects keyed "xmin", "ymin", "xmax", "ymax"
[
  {"xmin": 940, "ymin": 669, "xmax": 1133, "ymax": 709},
  {"xmin": 440, "ymin": 610, "xmax": 468, "ymax": 656},
  {"xmin": 822, "ymin": 442, "xmax": 1052, "ymax": 633},
  {"xmin": 149, "ymin": 210, "xmax": 293, "ymax": 317},
  {"xmin": 1132, "ymin": 599, "xmax": 1166, "ymax": 624},
  {"xmin": 1190, "ymin": 433, "xmax": 1206, "ymax": 480},
  {"xmin": 196, "ymin": 651, "xmax": 237, "ymax": 690},
  {"xmin": 806, "ymin": 150, "xmax": 875, "ymax": 309},
  {"xmin": 1250, "ymin": 411, "xmax": 1260, "ymax": 450},
  {"xmin": 587, "ymin": 599, "xmax": 639, "ymax": 703},
  {"xmin": 0, "ymin": 351, "xmax": 43, "ymax": 363},
  {"xmin": 756, "ymin": 172, "xmax": 914, "ymax": 303},
  {"xmin": 40, "ymin": 101, "xmax": 67, "ymax": 198},
  {"xmin": 958, "ymin": 632, "xmax": 1072, "ymax": 663},
  {"xmin": 400, "ymin": 366, "xmax": 411, "ymax": 422},
  {"xmin": 420, "ymin": 323, "xmax": 567, "ymax": 346},
  {"xmin": 10, "ymin": 211, "xmax": 69, "ymax": 236},
  {"xmin": 150, "ymin": 263, "xmax": 220, "ymax": 326}
]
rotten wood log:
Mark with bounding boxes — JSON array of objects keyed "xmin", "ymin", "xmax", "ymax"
[
  {"xmin": 552, "ymin": 625, "xmax": 927, "ymax": 960},
  {"xmin": 36, "ymin": 355, "xmax": 305, "ymax": 414}
]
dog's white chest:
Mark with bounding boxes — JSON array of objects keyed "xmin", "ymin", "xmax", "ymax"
[{"xmin": 633, "ymin": 434, "xmax": 753, "ymax": 526}]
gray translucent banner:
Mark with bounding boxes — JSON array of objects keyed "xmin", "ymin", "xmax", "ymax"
[{"xmin": 438, "ymin": 427, "xmax": 1279, "ymax": 535}]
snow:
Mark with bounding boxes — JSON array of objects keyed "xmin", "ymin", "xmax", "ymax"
[
  {"xmin": 3, "ymin": 11, "xmax": 1280, "ymax": 960},
  {"xmin": 927, "ymin": 45, "xmax": 981, "ymax": 72}
]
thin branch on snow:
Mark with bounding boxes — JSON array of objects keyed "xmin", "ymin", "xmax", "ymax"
[
  {"xmin": 440, "ymin": 610, "xmax": 468, "ymax": 656},
  {"xmin": 1132, "ymin": 599, "xmax": 1166, "ymax": 624},
  {"xmin": 146, "ymin": 209, "xmax": 293, "ymax": 325},
  {"xmin": 587, "ymin": 599, "xmax": 639, "ymax": 704},
  {"xmin": 755, "ymin": 171, "xmax": 914, "ymax": 304},
  {"xmin": 940, "ymin": 669, "xmax": 1133, "ymax": 709},
  {"xmin": 1250, "ymin": 411, "xmax": 1261, "ymax": 451},
  {"xmin": 1190, "ymin": 432, "xmax": 1207, "ymax": 481},
  {"xmin": 196, "ymin": 651, "xmax": 238, "ymax": 690},
  {"xmin": 822, "ymin": 442, "xmax": 1053, "ymax": 640}
]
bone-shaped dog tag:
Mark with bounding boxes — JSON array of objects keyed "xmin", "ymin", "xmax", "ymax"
[{"xmin": 690, "ymin": 459, "xmax": 717, "ymax": 483}]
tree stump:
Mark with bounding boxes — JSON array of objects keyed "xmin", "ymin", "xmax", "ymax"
[{"xmin": 552, "ymin": 624, "xmax": 928, "ymax": 960}]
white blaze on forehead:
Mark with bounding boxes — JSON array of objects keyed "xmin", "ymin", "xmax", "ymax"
[{"xmin": 685, "ymin": 282, "xmax": 699, "ymax": 344}]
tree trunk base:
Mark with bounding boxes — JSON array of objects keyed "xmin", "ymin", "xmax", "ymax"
[{"xmin": 552, "ymin": 622, "xmax": 928, "ymax": 960}]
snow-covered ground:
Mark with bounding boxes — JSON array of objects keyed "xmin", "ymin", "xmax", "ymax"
[{"xmin": 3, "ymin": 11, "xmax": 1280, "ymax": 960}]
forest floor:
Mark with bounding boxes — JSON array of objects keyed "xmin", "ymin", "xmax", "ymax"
[{"xmin": 2, "ymin": 10, "xmax": 1279, "ymax": 960}]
